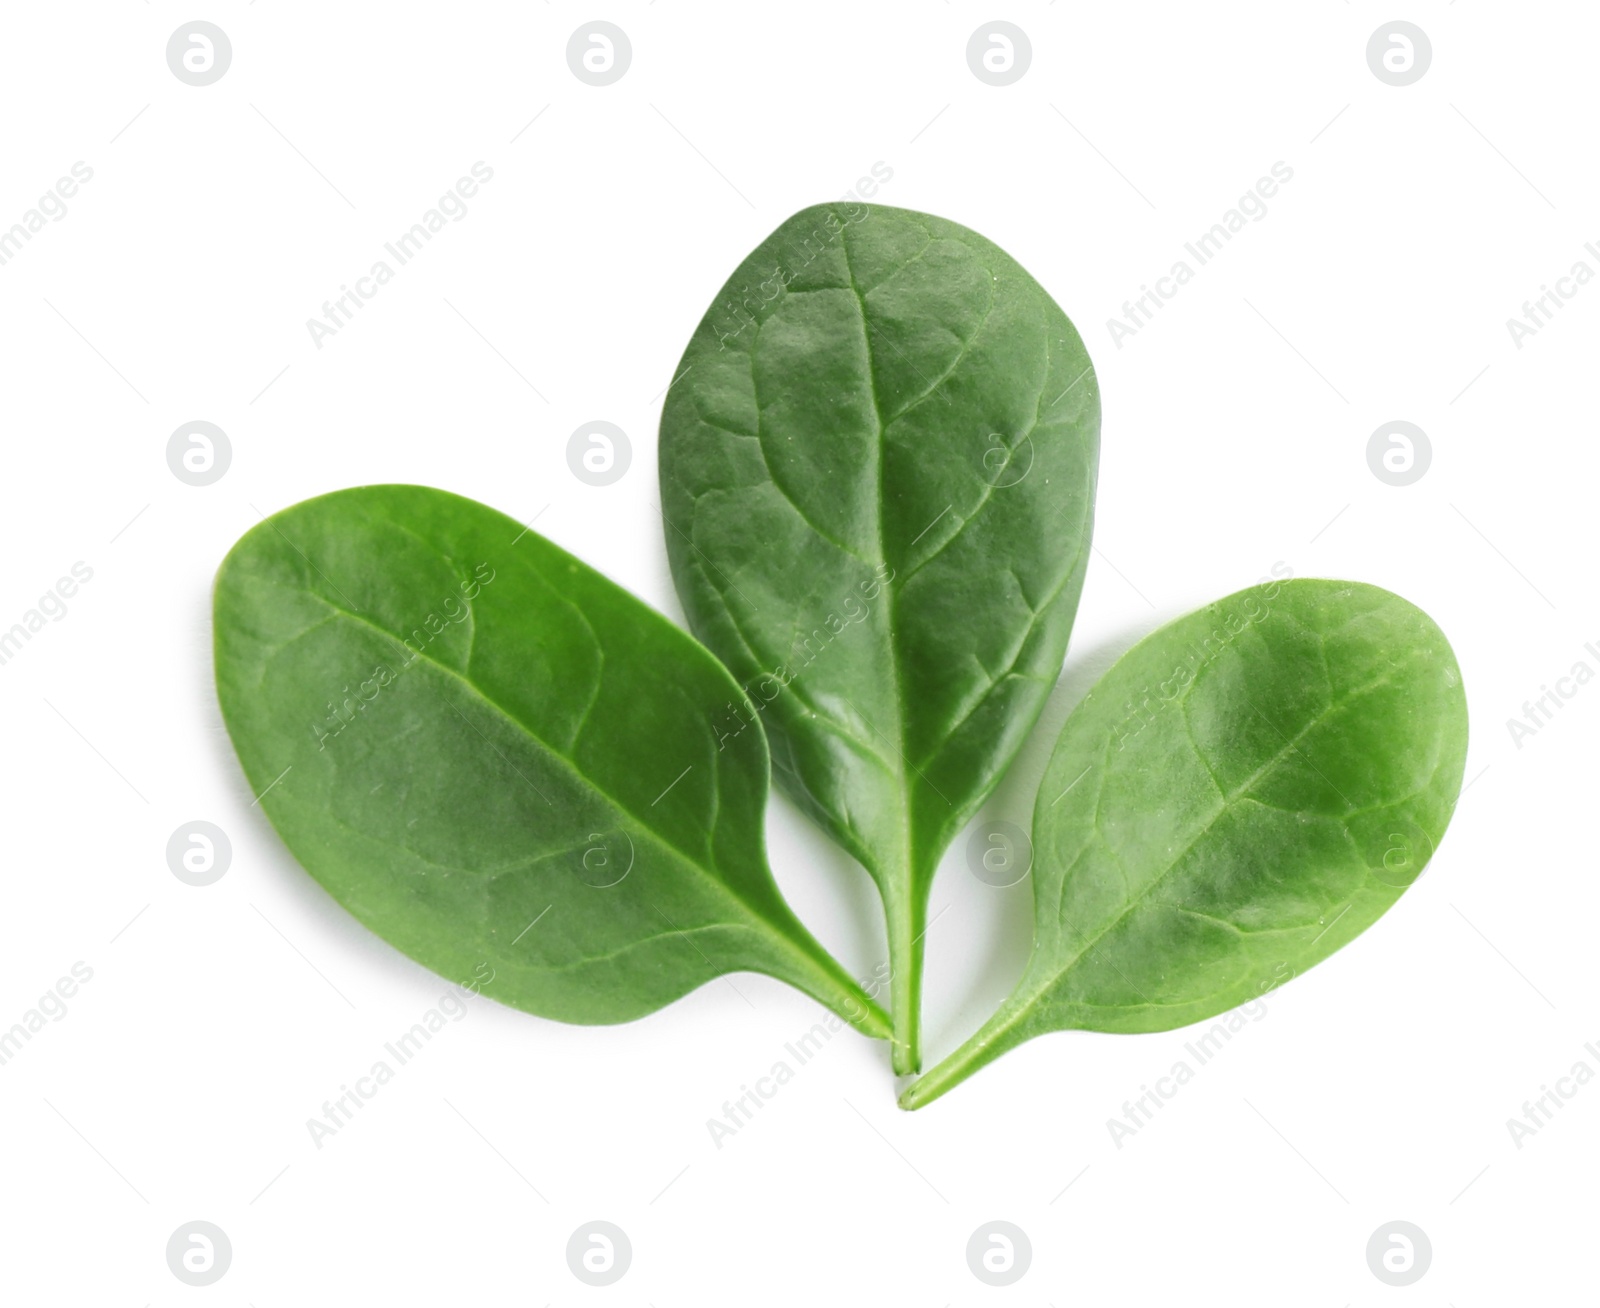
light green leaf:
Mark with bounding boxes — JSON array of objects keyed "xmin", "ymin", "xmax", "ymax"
[{"xmin": 903, "ymin": 578, "xmax": 1468, "ymax": 1108}]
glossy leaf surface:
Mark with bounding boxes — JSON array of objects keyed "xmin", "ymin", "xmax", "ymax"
[
  {"xmin": 214, "ymin": 486, "xmax": 889, "ymax": 1036},
  {"xmin": 660, "ymin": 202, "xmax": 1100, "ymax": 1069},
  {"xmin": 903, "ymin": 579, "xmax": 1468, "ymax": 1107}
]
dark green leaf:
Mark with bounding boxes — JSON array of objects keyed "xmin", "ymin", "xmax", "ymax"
[
  {"xmin": 659, "ymin": 202, "xmax": 1100, "ymax": 1070},
  {"xmin": 902, "ymin": 578, "xmax": 1468, "ymax": 1107},
  {"xmin": 213, "ymin": 485, "xmax": 890, "ymax": 1036}
]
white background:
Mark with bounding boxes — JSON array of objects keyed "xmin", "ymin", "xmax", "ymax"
[{"xmin": 1, "ymin": 2, "xmax": 1593, "ymax": 1302}]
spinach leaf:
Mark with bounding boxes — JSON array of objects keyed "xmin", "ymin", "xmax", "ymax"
[
  {"xmin": 902, "ymin": 578, "xmax": 1468, "ymax": 1108},
  {"xmin": 213, "ymin": 485, "xmax": 890, "ymax": 1037},
  {"xmin": 659, "ymin": 202, "xmax": 1100, "ymax": 1071}
]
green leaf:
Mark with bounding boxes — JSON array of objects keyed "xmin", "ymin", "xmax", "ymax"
[
  {"xmin": 659, "ymin": 202, "xmax": 1100, "ymax": 1071},
  {"xmin": 902, "ymin": 578, "xmax": 1468, "ymax": 1108},
  {"xmin": 213, "ymin": 485, "xmax": 890, "ymax": 1038}
]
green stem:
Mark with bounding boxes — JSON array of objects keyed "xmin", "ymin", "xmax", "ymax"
[
  {"xmin": 819, "ymin": 953, "xmax": 895, "ymax": 1041},
  {"xmin": 773, "ymin": 927, "xmax": 894, "ymax": 1041},
  {"xmin": 898, "ymin": 987, "xmax": 1036, "ymax": 1110},
  {"xmin": 887, "ymin": 888, "xmax": 925, "ymax": 1075}
]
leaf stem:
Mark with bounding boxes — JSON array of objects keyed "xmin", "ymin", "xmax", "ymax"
[
  {"xmin": 887, "ymin": 889, "xmax": 925, "ymax": 1075},
  {"xmin": 898, "ymin": 988, "xmax": 1034, "ymax": 1110},
  {"xmin": 771, "ymin": 929, "xmax": 894, "ymax": 1041}
]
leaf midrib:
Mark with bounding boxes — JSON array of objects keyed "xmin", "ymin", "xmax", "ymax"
[
  {"xmin": 836, "ymin": 220, "xmax": 1073, "ymax": 862},
  {"xmin": 840, "ymin": 217, "xmax": 916, "ymax": 880},
  {"xmin": 256, "ymin": 579, "xmax": 784, "ymax": 945}
]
